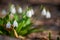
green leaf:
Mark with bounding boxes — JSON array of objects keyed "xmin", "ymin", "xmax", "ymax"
[
  {"xmin": 0, "ymin": 31, "xmax": 3, "ymax": 34},
  {"xmin": 21, "ymin": 23, "xmax": 32, "ymax": 31},
  {"xmin": 48, "ymin": 32, "xmax": 51, "ymax": 40},
  {"xmin": 0, "ymin": 18, "xmax": 3, "ymax": 25},
  {"xmin": 3, "ymin": 14, "xmax": 10, "ymax": 24},
  {"xmin": 18, "ymin": 23, "xmax": 32, "ymax": 36},
  {"xmin": 19, "ymin": 30, "xmax": 27, "ymax": 36},
  {"xmin": 14, "ymin": 14, "xmax": 19, "ymax": 21},
  {"xmin": 16, "ymin": 20, "xmax": 25, "ymax": 34},
  {"xmin": 0, "ymin": 26, "xmax": 10, "ymax": 35},
  {"xmin": 23, "ymin": 18, "xmax": 30, "ymax": 27}
]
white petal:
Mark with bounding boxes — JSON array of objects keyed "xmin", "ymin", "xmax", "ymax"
[
  {"xmin": 2, "ymin": 10, "xmax": 7, "ymax": 15},
  {"xmin": 46, "ymin": 11, "xmax": 51, "ymax": 18},
  {"xmin": 41, "ymin": 8, "xmax": 47, "ymax": 16},
  {"xmin": 26, "ymin": 10, "xmax": 32, "ymax": 17},
  {"xmin": 10, "ymin": 4, "xmax": 16, "ymax": 14},
  {"xmin": 30, "ymin": 9, "xmax": 34, "ymax": 15},
  {"xmin": 6, "ymin": 22, "xmax": 11, "ymax": 28},
  {"xmin": 10, "ymin": 8, "xmax": 16, "ymax": 14},
  {"xmin": 13, "ymin": 20, "xmax": 18, "ymax": 27},
  {"xmin": 18, "ymin": 7, "xmax": 22, "ymax": 13},
  {"xmin": 26, "ymin": 9, "xmax": 34, "ymax": 18}
]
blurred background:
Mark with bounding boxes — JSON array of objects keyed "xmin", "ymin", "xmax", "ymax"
[{"xmin": 0, "ymin": 0, "xmax": 60, "ymax": 40}]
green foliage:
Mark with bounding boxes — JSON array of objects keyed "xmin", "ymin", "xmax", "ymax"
[
  {"xmin": 0, "ymin": 4, "xmax": 41, "ymax": 37},
  {"xmin": 14, "ymin": 14, "xmax": 19, "ymax": 21},
  {"xmin": 0, "ymin": 18, "xmax": 3, "ymax": 25},
  {"xmin": 0, "ymin": 25, "xmax": 9, "ymax": 35},
  {"xmin": 48, "ymin": 32, "xmax": 51, "ymax": 40},
  {"xmin": 3, "ymin": 13, "xmax": 10, "ymax": 24}
]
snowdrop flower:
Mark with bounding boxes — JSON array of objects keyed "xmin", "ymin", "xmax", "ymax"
[
  {"xmin": 41, "ymin": 8, "xmax": 47, "ymax": 16},
  {"xmin": 13, "ymin": 20, "xmax": 18, "ymax": 27},
  {"xmin": 6, "ymin": 22, "xmax": 11, "ymax": 28},
  {"xmin": 46, "ymin": 11, "xmax": 51, "ymax": 18},
  {"xmin": 2, "ymin": 9, "xmax": 7, "ymax": 15},
  {"xmin": 30, "ymin": 9, "xmax": 34, "ymax": 15},
  {"xmin": 26, "ymin": 11, "xmax": 32, "ymax": 17},
  {"xmin": 18, "ymin": 7, "xmax": 22, "ymax": 13},
  {"xmin": 26, "ymin": 9, "xmax": 34, "ymax": 17},
  {"xmin": 10, "ymin": 4, "xmax": 16, "ymax": 14}
]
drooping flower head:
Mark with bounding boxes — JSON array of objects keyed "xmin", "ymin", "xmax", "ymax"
[
  {"xmin": 26, "ymin": 9, "xmax": 34, "ymax": 17},
  {"xmin": 6, "ymin": 21, "xmax": 11, "ymax": 28},
  {"xmin": 13, "ymin": 20, "xmax": 18, "ymax": 27},
  {"xmin": 18, "ymin": 7, "xmax": 22, "ymax": 13},
  {"xmin": 41, "ymin": 8, "xmax": 47, "ymax": 16},
  {"xmin": 10, "ymin": 4, "xmax": 16, "ymax": 14},
  {"xmin": 46, "ymin": 11, "xmax": 51, "ymax": 19}
]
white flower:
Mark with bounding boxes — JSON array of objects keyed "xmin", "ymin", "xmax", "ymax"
[
  {"xmin": 30, "ymin": 9, "xmax": 34, "ymax": 15},
  {"xmin": 26, "ymin": 9, "xmax": 34, "ymax": 17},
  {"xmin": 46, "ymin": 11, "xmax": 51, "ymax": 18},
  {"xmin": 11, "ymin": 8, "xmax": 16, "ymax": 14},
  {"xmin": 10, "ymin": 4, "xmax": 16, "ymax": 14},
  {"xmin": 6, "ymin": 22, "xmax": 11, "ymax": 28},
  {"xmin": 2, "ymin": 9, "xmax": 7, "ymax": 15},
  {"xmin": 13, "ymin": 20, "xmax": 18, "ymax": 27},
  {"xmin": 26, "ymin": 11, "xmax": 32, "ymax": 17},
  {"xmin": 41, "ymin": 8, "xmax": 47, "ymax": 16},
  {"xmin": 18, "ymin": 7, "xmax": 22, "ymax": 13}
]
